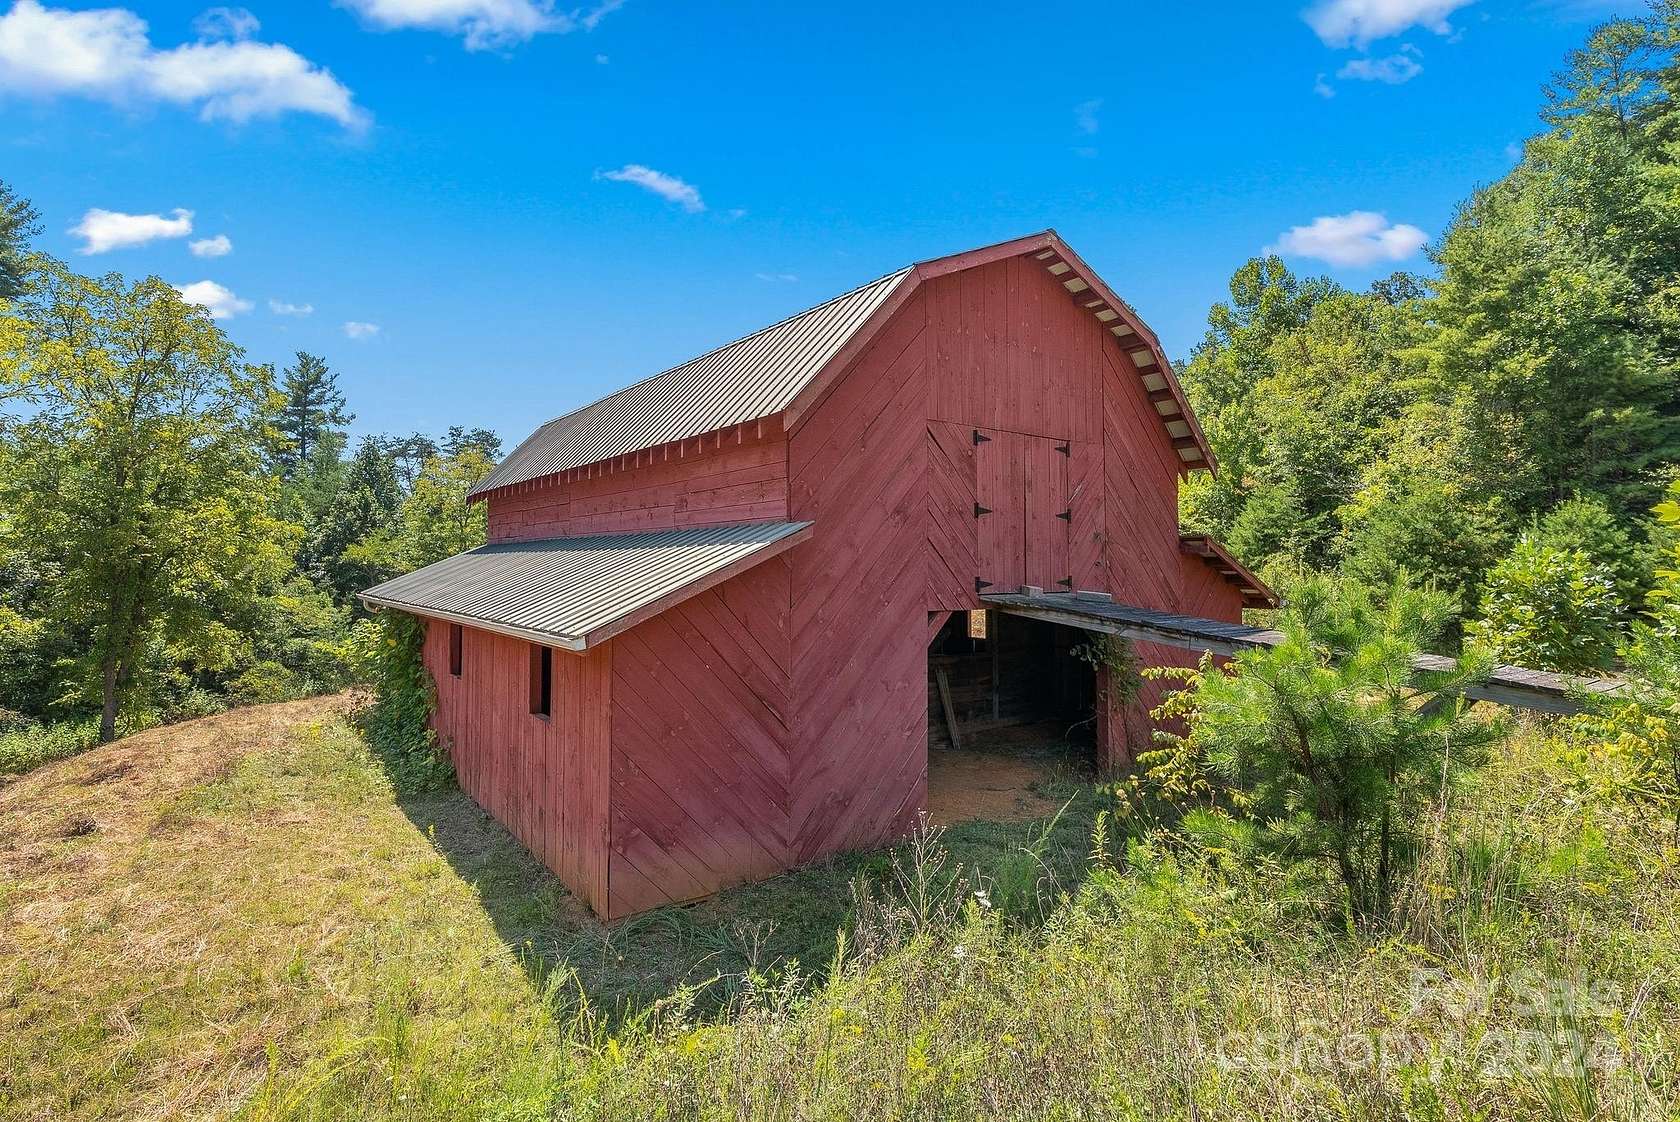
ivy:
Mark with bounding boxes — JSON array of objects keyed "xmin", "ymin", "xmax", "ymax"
[{"xmin": 350, "ymin": 610, "xmax": 453, "ymax": 794}]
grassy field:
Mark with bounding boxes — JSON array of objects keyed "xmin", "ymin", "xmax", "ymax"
[{"xmin": 1, "ymin": 696, "xmax": 1676, "ymax": 1119}]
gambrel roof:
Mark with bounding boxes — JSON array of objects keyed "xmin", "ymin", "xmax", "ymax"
[{"xmin": 470, "ymin": 231, "xmax": 1212, "ymax": 499}]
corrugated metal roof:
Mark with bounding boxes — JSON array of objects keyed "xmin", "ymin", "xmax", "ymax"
[
  {"xmin": 358, "ymin": 522, "xmax": 812, "ymax": 650},
  {"xmin": 470, "ymin": 267, "xmax": 911, "ymax": 498}
]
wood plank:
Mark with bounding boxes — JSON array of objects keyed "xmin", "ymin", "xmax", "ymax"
[
  {"xmin": 983, "ymin": 592, "xmax": 1626, "ymax": 716},
  {"xmin": 935, "ymin": 666, "xmax": 962, "ymax": 751}
]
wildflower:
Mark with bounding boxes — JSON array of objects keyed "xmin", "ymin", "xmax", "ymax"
[{"xmin": 951, "ymin": 944, "xmax": 966, "ymax": 961}]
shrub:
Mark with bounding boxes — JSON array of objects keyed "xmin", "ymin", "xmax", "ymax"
[
  {"xmin": 1467, "ymin": 537, "xmax": 1624, "ymax": 672},
  {"xmin": 227, "ymin": 660, "xmax": 306, "ymax": 706},
  {"xmin": 1159, "ymin": 576, "xmax": 1503, "ymax": 925},
  {"xmin": 348, "ymin": 610, "xmax": 451, "ymax": 793},
  {"xmin": 1530, "ymin": 494, "xmax": 1657, "ymax": 612}
]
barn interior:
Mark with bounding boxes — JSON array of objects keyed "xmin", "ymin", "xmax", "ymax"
[{"xmin": 925, "ymin": 609, "xmax": 1096, "ymax": 824}]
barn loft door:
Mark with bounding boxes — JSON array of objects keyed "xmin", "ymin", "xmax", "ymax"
[{"xmin": 975, "ymin": 428, "xmax": 1070, "ymax": 594}]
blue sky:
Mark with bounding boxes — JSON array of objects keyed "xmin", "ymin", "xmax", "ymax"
[{"xmin": 0, "ymin": 0, "xmax": 1642, "ymax": 447}]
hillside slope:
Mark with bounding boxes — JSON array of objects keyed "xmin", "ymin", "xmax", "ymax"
[{"xmin": 2, "ymin": 699, "xmax": 1676, "ymax": 1119}]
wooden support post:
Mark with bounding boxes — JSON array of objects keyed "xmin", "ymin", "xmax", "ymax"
[{"xmin": 935, "ymin": 667, "xmax": 962, "ymax": 752}]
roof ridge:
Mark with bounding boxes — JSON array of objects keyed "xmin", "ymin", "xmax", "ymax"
[{"xmin": 526, "ymin": 264, "xmax": 913, "ymax": 436}]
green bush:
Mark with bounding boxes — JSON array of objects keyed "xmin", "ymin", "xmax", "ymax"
[
  {"xmin": 227, "ymin": 660, "xmax": 306, "ymax": 706},
  {"xmin": 1467, "ymin": 537, "xmax": 1623, "ymax": 672}
]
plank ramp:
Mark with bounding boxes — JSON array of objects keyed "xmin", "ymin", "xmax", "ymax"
[{"xmin": 982, "ymin": 591, "xmax": 1625, "ymax": 716}]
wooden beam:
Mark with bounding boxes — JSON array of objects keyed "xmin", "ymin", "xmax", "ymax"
[
  {"xmin": 980, "ymin": 591, "xmax": 1625, "ymax": 716},
  {"xmin": 928, "ymin": 610, "xmax": 953, "ymax": 647},
  {"xmin": 935, "ymin": 667, "xmax": 962, "ymax": 752}
]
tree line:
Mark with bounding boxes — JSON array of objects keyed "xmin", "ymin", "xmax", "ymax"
[
  {"xmin": 0, "ymin": 223, "xmax": 496, "ymax": 751},
  {"xmin": 1180, "ymin": 3, "xmax": 1680, "ymax": 674}
]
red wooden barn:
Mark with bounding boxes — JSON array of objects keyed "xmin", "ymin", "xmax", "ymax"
[{"xmin": 362, "ymin": 231, "xmax": 1273, "ymax": 919}]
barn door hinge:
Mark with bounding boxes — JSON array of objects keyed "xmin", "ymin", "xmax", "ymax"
[
  {"xmin": 1058, "ymin": 577, "xmax": 1073, "ymax": 588},
  {"xmin": 1055, "ymin": 443, "xmax": 1071, "ymax": 456},
  {"xmin": 1056, "ymin": 508, "xmax": 1072, "ymax": 521},
  {"xmin": 975, "ymin": 577, "xmax": 993, "ymax": 592},
  {"xmin": 974, "ymin": 502, "xmax": 992, "ymax": 518},
  {"xmin": 972, "ymin": 429, "xmax": 991, "ymax": 445}
]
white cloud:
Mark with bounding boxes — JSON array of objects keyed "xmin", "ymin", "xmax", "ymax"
[
  {"xmin": 0, "ymin": 0, "xmax": 364, "ymax": 128},
  {"xmin": 269, "ymin": 298, "xmax": 313, "ymax": 315},
  {"xmin": 192, "ymin": 6, "xmax": 258, "ymax": 40},
  {"xmin": 175, "ymin": 279, "xmax": 252, "ymax": 318},
  {"xmin": 340, "ymin": 0, "xmax": 626, "ymax": 50},
  {"xmin": 754, "ymin": 272, "xmax": 798, "ymax": 283},
  {"xmin": 596, "ymin": 164, "xmax": 704, "ymax": 213},
  {"xmin": 1074, "ymin": 97, "xmax": 1101, "ymax": 134},
  {"xmin": 188, "ymin": 233, "xmax": 232, "ymax": 257},
  {"xmin": 1338, "ymin": 44, "xmax": 1422, "ymax": 83},
  {"xmin": 70, "ymin": 206, "xmax": 193, "ymax": 254},
  {"xmin": 1266, "ymin": 210, "xmax": 1429, "ymax": 267},
  {"xmin": 343, "ymin": 320, "xmax": 380, "ymax": 339},
  {"xmin": 1302, "ymin": 0, "xmax": 1472, "ymax": 47},
  {"xmin": 1314, "ymin": 72, "xmax": 1336, "ymax": 97},
  {"xmin": 593, "ymin": 51, "xmax": 607, "ymax": 63}
]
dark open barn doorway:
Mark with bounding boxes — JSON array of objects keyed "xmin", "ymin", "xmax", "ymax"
[{"xmin": 926, "ymin": 609, "xmax": 1096, "ymax": 825}]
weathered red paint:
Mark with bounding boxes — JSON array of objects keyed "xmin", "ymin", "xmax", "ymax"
[{"xmin": 419, "ymin": 241, "xmax": 1250, "ymax": 918}]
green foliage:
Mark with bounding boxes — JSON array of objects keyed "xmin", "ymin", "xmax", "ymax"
[
  {"xmin": 1163, "ymin": 576, "xmax": 1503, "ymax": 924},
  {"xmin": 274, "ymin": 352, "xmax": 353, "ymax": 478},
  {"xmin": 1468, "ymin": 538, "xmax": 1625, "ymax": 672},
  {"xmin": 0, "ymin": 258, "xmax": 293, "ymax": 742},
  {"xmin": 1529, "ymin": 493, "xmax": 1659, "ymax": 611},
  {"xmin": 350, "ymin": 611, "xmax": 451, "ymax": 793},
  {"xmin": 0, "ymin": 178, "xmax": 40, "ymax": 301},
  {"xmin": 309, "ymin": 435, "xmax": 403, "ymax": 602},
  {"xmin": 345, "ymin": 447, "xmax": 492, "ymax": 576},
  {"xmin": 1573, "ymin": 476, "xmax": 1680, "ymax": 838}
]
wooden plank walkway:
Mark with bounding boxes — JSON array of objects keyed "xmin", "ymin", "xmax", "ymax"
[{"xmin": 982, "ymin": 590, "xmax": 1627, "ymax": 716}]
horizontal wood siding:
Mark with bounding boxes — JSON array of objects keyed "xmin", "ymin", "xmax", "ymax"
[
  {"xmin": 425, "ymin": 618, "xmax": 610, "ymax": 912},
  {"xmin": 788, "ymin": 288, "xmax": 929, "ymax": 864},
  {"xmin": 605, "ymin": 559, "xmax": 794, "ymax": 918},
  {"xmin": 487, "ymin": 433, "xmax": 789, "ymax": 543}
]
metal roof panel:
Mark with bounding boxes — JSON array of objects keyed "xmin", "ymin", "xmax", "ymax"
[
  {"xmin": 358, "ymin": 522, "xmax": 812, "ymax": 649},
  {"xmin": 469, "ymin": 268, "xmax": 911, "ymax": 497}
]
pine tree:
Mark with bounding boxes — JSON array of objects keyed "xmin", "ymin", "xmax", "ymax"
[
  {"xmin": 276, "ymin": 353, "xmax": 353, "ymax": 477},
  {"xmin": 0, "ymin": 179, "xmax": 40, "ymax": 301}
]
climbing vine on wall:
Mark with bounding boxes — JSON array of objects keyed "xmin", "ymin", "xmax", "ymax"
[{"xmin": 349, "ymin": 610, "xmax": 453, "ymax": 794}]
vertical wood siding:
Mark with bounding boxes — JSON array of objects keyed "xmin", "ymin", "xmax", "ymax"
[
  {"xmin": 486, "ymin": 433, "xmax": 789, "ymax": 543},
  {"xmin": 604, "ymin": 559, "xmax": 794, "ymax": 918},
  {"xmin": 425, "ymin": 619, "xmax": 610, "ymax": 913}
]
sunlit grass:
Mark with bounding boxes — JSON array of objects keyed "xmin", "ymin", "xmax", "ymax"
[{"xmin": 1, "ymin": 700, "xmax": 1676, "ymax": 1119}]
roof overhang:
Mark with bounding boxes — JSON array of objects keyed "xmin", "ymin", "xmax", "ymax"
[
  {"xmin": 359, "ymin": 522, "xmax": 813, "ymax": 651},
  {"xmin": 1179, "ymin": 534, "xmax": 1278, "ymax": 609}
]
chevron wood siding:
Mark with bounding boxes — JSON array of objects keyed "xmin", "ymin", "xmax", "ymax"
[
  {"xmin": 418, "ymin": 247, "xmax": 1245, "ymax": 919},
  {"xmin": 788, "ymin": 288, "xmax": 930, "ymax": 864},
  {"xmin": 425, "ymin": 620, "xmax": 610, "ymax": 914},
  {"xmin": 926, "ymin": 421, "xmax": 978, "ymax": 610},
  {"xmin": 604, "ymin": 559, "xmax": 794, "ymax": 918}
]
